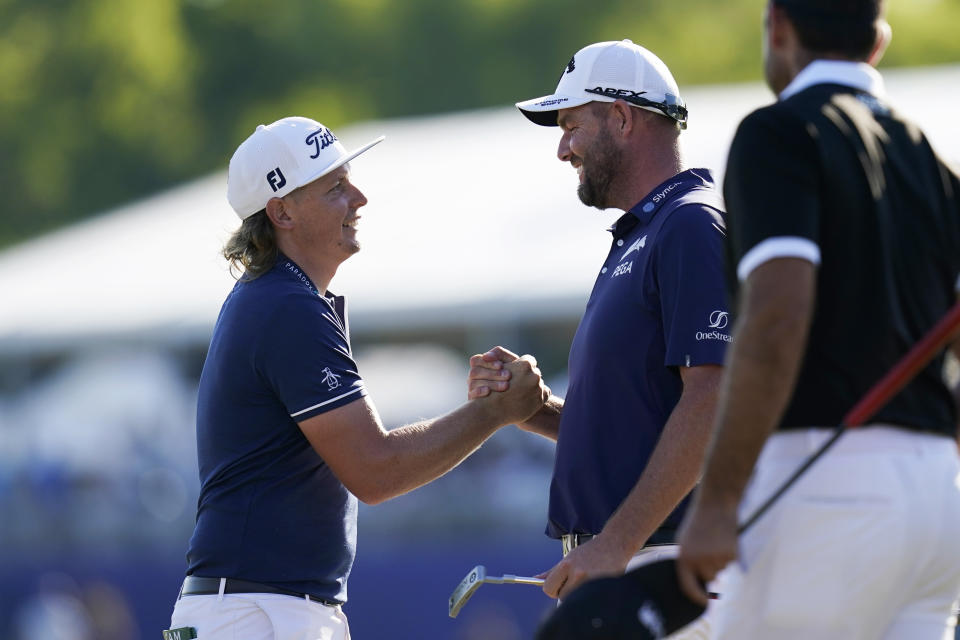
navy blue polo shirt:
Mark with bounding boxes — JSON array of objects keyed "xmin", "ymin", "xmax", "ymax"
[
  {"xmin": 186, "ymin": 255, "xmax": 367, "ymax": 603},
  {"xmin": 547, "ymin": 169, "xmax": 730, "ymax": 539}
]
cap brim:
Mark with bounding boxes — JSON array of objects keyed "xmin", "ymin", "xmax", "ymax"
[
  {"xmin": 297, "ymin": 135, "xmax": 385, "ymax": 189},
  {"xmin": 535, "ymin": 558, "xmax": 707, "ymax": 640},
  {"xmin": 516, "ymin": 94, "xmax": 593, "ymax": 127}
]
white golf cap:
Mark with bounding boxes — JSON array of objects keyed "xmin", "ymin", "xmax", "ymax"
[
  {"xmin": 516, "ymin": 39, "xmax": 687, "ymax": 129},
  {"xmin": 227, "ymin": 116, "xmax": 385, "ymax": 219}
]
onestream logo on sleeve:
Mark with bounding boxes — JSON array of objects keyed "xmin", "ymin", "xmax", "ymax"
[{"xmin": 696, "ymin": 310, "xmax": 732, "ymax": 342}]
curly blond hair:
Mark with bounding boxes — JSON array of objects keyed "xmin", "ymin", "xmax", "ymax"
[{"xmin": 222, "ymin": 210, "xmax": 278, "ymax": 280}]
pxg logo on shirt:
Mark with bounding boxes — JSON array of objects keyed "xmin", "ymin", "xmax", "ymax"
[
  {"xmin": 696, "ymin": 310, "xmax": 732, "ymax": 343},
  {"xmin": 305, "ymin": 127, "xmax": 338, "ymax": 159}
]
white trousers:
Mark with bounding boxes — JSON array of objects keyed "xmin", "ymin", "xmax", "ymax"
[
  {"xmin": 170, "ymin": 588, "xmax": 350, "ymax": 640},
  {"xmin": 714, "ymin": 426, "xmax": 960, "ymax": 640},
  {"xmin": 626, "ymin": 545, "xmax": 715, "ymax": 640}
]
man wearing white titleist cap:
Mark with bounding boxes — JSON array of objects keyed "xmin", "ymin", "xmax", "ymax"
[
  {"xmin": 166, "ymin": 116, "xmax": 550, "ymax": 640},
  {"xmin": 470, "ymin": 40, "xmax": 729, "ymax": 638}
]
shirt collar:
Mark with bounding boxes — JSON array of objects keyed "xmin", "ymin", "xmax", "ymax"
[
  {"xmin": 611, "ymin": 168, "xmax": 714, "ymax": 237},
  {"xmin": 277, "ymin": 252, "xmax": 323, "ymax": 297},
  {"xmin": 780, "ymin": 60, "xmax": 886, "ymax": 101}
]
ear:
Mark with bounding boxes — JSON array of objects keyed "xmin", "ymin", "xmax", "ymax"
[
  {"xmin": 610, "ymin": 99, "xmax": 634, "ymax": 137},
  {"xmin": 265, "ymin": 197, "xmax": 295, "ymax": 230},
  {"xmin": 867, "ymin": 19, "xmax": 892, "ymax": 66}
]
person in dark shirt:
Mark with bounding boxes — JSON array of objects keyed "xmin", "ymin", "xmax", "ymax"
[
  {"xmin": 471, "ymin": 40, "xmax": 730, "ymax": 638},
  {"xmin": 166, "ymin": 116, "xmax": 549, "ymax": 640},
  {"xmin": 678, "ymin": 2, "xmax": 960, "ymax": 638}
]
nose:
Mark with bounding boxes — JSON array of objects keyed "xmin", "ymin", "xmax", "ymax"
[
  {"xmin": 557, "ymin": 131, "xmax": 572, "ymax": 163},
  {"xmin": 349, "ymin": 182, "xmax": 368, "ymax": 208}
]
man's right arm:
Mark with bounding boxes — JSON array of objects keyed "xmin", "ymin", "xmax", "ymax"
[
  {"xmin": 467, "ymin": 346, "xmax": 562, "ymax": 441},
  {"xmin": 298, "ymin": 357, "xmax": 549, "ymax": 504}
]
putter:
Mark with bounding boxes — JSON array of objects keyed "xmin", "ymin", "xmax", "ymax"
[{"xmin": 448, "ymin": 565, "xmax": 545, "ymax": 618}]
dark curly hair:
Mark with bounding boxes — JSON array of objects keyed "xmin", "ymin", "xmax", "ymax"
[{"xmin": 774, "ymin": 0, "xmax": 883, "ymax": 60}]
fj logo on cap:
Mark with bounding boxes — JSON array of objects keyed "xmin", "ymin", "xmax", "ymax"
[
  {"xmin": 266, "ymin": 167, "xmax": 287, "ymax": 192},
  {"xmin": 305, "ymin": 127, "xmax": 338, "ymax": 159}
]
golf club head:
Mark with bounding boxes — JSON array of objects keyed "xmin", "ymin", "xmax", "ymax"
[
  {"xmin": 535, "ymin": 558, "xmax": 706, "ymax": 640},
  {"xmin": 448, "ymin": 565, "xmax": 487, "ymax": 618}
]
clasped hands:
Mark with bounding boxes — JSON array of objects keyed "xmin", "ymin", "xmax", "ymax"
[
  {"xmin": 466, "ymin": 346, "xmax": 631, "ymax": 599},
  {"xmin": 466, "ymin": 345, "xmax": 549, "ymax": 425}
]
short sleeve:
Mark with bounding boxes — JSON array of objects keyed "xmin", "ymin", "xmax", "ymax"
[
  {"xmin": 257, "ymin": 293, "xmax": 366, "ymax": 422},
  {"xmin": 723, "ymin": 107, "xmax": 823, "ymax": 282},
  {"xmin": 655, "ymin": 204, "xmax": 731, "ymax": 368}
]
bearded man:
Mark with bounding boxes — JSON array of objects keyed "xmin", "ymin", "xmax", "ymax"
[{"xmin": 470, "ymin": 40, "xmax": 730, "ymax": 639}]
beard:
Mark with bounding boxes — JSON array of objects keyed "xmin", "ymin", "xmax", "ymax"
[{"xmin": 575, "ymin": 126, "xmax": 621, "ymax": 210}]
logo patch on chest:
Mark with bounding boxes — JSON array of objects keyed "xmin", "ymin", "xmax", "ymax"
[
  {"xmin": 619, "ymin": 235, "xmax": 647, "ymax": 261},
  {"xmin": 611, "ymin": 261, "xmax": 633, "ymax": 278}
]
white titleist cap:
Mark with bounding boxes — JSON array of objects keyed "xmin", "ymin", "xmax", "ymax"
[
  {"xmin": 516, "ymin": 39, "xmax": 687, "ymax": 129},
  {"xmin": 227, "ymin": 116, "xmax": 385, "ymax": 219}
]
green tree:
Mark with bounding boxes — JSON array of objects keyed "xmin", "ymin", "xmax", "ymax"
[{"xmin": 1, "ymin": 0, "xmax": 957, "ymax": 248}]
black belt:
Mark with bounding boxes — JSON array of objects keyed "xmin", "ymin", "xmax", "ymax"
[
  {"xmin": 180, "ymin": 575, "xmax": 340, "ymax": 606},
  {"xmin": 560, "ymin": 527, "xmax": 676, "ymax": 556},
  {"xmin": 560, "ymin": 533, "xmax": 594, "ymax": 556}
]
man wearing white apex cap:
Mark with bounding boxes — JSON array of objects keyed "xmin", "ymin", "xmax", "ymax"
[
  {"xmin": 165, "ymin": 116, "xmax": 549, "ymax": 640},
  {"xmin": 470, "ymin": 40, "xmax": 729, "ymax": 637}
]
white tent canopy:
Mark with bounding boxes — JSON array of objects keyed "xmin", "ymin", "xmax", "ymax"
[{"xmin": 1, "ymin": 66, "xmax": 958, "ymax": 354}]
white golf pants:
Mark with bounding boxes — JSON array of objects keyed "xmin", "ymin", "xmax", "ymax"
[
  {"xmin": 714, "ymin": 426, "xmax": 960, "ymax": 640},
  {"xmin": 170, "ymin": 589, "xmax": 350, "ymax": 640}
]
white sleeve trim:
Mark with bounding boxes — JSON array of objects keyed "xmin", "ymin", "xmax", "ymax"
[
  {"xmin": 290, "ymin": 385, "xmax": 365, "ymax": 418},
  {"xmin": 737, "ymin": 236, "xmax": 821, "ymax": 282}
]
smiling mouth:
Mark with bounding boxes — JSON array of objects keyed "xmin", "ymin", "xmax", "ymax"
[{"xmin": 343, "ymin": 217, "xmax": 360, "ymax": 229}]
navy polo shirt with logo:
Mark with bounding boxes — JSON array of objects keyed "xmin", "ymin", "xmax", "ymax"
[
  {"xmin": 186, "ymin": 255, "xmax": 367, "ymax": 603},
  {"xmin": 547, "ymin": 169, "xmax": 730, "ymax": 539}
]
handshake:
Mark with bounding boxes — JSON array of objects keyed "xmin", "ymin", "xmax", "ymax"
[{"xmin": 466, "ymin": 346, "xmax": 552, "ymax": 428}]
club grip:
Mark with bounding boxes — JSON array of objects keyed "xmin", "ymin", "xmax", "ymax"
[{"xmin": 500, "ymin": 575, "xmax": 545, "ymax": 585}]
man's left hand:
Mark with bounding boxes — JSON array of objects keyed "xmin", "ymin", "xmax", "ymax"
[
  {"xmin": 540, "ymin": 534, "xmax": 633, "ymax": 600},
  {"xmin": 676, "ymin": 500, "xmax": 739, "ymax": 605}
]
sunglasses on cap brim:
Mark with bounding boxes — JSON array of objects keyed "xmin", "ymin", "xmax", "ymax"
[{"xmin": 585, "ymin": 87, "xmax": 689, "ymax": 129}]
